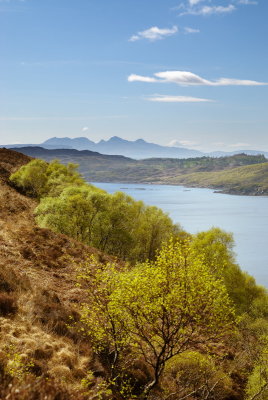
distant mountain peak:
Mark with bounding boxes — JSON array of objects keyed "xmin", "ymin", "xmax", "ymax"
[
  {"xmin": 42, "ymin": 136, "xmax": 95, "ymax": 147},
  {"xmin": 73, "ymin": 136, "xmax": 93, "ymax": 142},
  {"xmin": 135, "ymin": 139, "xmax": 146, "ymax": 143},
  {"xmin": 108, "ymin": 136, "xmax": 127, "ymax": 142}
]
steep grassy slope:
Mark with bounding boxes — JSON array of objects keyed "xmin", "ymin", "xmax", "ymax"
[
  {"xmin": 13, "ymin": 147, "xmax": 268, "ymax": 195},
  {"xmin": 0, "ymin": 149, "xmax": 114, "ymax": 398}
]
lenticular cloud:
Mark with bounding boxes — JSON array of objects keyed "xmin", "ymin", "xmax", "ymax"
[{"xmin": 128, "ymin": 70, "xmax": 267, "ymax": 86}]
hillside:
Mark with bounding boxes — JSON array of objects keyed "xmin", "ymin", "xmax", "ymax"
[
  {"xmin": 1, "ymin": 148, "xmax": 268, "ymax": 399},
  {"xmin": 168, "ymin": 162, "xmax": 268, "ymax": 195},
  {"xmin": 0, "ymin": 149, "xmax": 115, "ymax": 398},
  {"xmin": 12, "ymin": 147, "xmax": 268, "ymax": 195}
]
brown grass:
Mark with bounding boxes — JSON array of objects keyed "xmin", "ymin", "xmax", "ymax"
[
  {"xmin": 0, "ymin": 149, "xmax": 108, "ymax": 393},
  {"xmin": 0, "ymin": 376, "xmax": 87, "ymax": 400},
  {"xmin": 0, "ymin": 293, "xmax": 18, "ymax": 317}
]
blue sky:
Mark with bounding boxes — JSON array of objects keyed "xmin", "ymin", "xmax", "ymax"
[{"xmin": 1, "ymin": 0, "xmax": 267, "ymax": 151}]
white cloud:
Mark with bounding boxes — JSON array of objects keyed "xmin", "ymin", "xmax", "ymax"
[
  {"xmin": 184, "ymin": 27, "xmax": 200, "ymax": 34},
  {"xmin": 82, "ymin": 126, "xmax": 89, "ymax": 132},
  {"xmin": 128, "ymin": 74, "xmax": 157, "ymax": 83},
  {"xmin": 188, "ymin": 0, "xmax": 204, "ymax": 5},
  {"xmin": 168, "ymin": 139, "xmax": 200, "ymax": 147},
  {"xmin": 128, "ymin": 70, "xmax": 267, "ymax": 86},
  {"xmin": 147, "ymin": 95, "xmax": 214, "ymax": 103},
  {"xmin": 129, "ymin": 26, "xmax": 178, "ymax": 42},
  {"xmin": 181, "ymin": 4, "xmax": 236, "ymax": 16}
]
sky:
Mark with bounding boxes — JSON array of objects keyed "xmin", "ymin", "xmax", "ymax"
[{"xmin": 1, "ymin": 0, "xmax": 268, "ymax": 151}]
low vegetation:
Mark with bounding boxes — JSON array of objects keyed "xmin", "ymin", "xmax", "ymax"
[
  {"xmin": 0, "ymin": 150, "xmax": 267, "ymax": 399},
  {"xmin": 170, "ymin": 162, "xmax": 268, "ymax": 195}
]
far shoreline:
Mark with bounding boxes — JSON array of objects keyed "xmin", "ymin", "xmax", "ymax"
[{"xmin": 88, "ymin": 180, "xmax": 268, "ymax": 197}]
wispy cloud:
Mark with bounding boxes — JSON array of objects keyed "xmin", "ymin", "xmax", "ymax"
[
  {"xmin": 184, "ymin": 27, "xmax": 200, "ymax": 34},
  {"xmin": 129, "ymin": 26, "xmax": 178, "ymax": 42},
  {"xmin": 238, "ymin": 0, "xmax": 258, "ymax": 4},
  {"xmin": 180, "ymin": 5, "xmax": 236, "ymax": 16},
  {"xmin": 147, "ymin": 95, "xmax": 214, "ymax": 103},
  {"xmin": 176, "ymin": 0, "xmax": 257, "ymax": 16},
  {"xmin": 20, "ymin": 60, "xmax": 81, "ymax": 67},
  {"xmin": 128, "ymin": 70, "xmax": 267, "ymax": 86},
  {"xmin": 229, "ymin": 142, "xmax": 252, "ymax": 148}
]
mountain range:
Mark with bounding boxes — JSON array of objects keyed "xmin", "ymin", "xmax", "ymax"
[{"xmin": 1, "ymin": 136, "xmax": 268, "ymax": 159}]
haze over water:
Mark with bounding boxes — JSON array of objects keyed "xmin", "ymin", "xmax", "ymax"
[{"xmin": 94, "ymin": 182, "xmax": 268, "ymax": 287}]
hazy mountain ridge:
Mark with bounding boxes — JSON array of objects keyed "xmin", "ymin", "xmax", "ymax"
[
  {"xmin": 42, "ymin": 136, "xmax": 203, "ymax": 158},
  {"xmin": 2, "ymin": 136, "xmax": 268, "ymax": 159}
]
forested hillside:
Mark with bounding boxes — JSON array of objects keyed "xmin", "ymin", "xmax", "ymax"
[
  {"xmin": 1, "ymin": 149, "xmax": 268, "ymax": 399},
  {"xmin": 13, "ymin": 147, "xmax": 268, "ymax": 195}
]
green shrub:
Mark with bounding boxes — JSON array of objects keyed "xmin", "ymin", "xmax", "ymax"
[
  {"xmin": 162, "ymin": 351, "xmax": 233, "ymax": 400},
  {"xmin": 35, "ymin": 184, "xmax": 180, "ymax": 262},
  {"xmin": 246, "ymin": 347, "xmax": 268, "ymax": 400},
  {"xmin": 10, "ymin": 159, "xmax": 84, "ymax": 198}
]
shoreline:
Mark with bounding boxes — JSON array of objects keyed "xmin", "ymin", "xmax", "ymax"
[{"xmin": 88, "ymin": 179, "xmax": 268, "ymax": 197}]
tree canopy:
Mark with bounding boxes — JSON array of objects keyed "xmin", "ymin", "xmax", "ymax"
[
  {"xmin": 10, "ymin": 159, "xmax": 84, "ymax": 198},
  {"xmin": 78, "ymin": 239, "xmax": 236, "ymax": 399}
]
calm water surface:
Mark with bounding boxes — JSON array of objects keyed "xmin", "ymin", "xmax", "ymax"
[{"xmin": 93, "ymin": 182, "xmax": 268, "ymax": 287}]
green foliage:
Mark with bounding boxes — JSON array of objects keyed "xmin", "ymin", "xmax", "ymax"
[
  {"xmin": 5, "ymin": 345, "xmax": 34, "ymax": 380},
  {"xmin": 35, "ymin": 185, "xmax": 104, "ymax": 242},
  {"xmin": 191, "ymin": 228, "xmax": 268, "ymax": 317},
  {"xmin": 11, "ymin": 158, "xmax": 180, "ymax": 261},
  {"xmin": 35, "ymin": 184, "xmax": 180, "ymax": 262},
  {"xmin": 246, "ymin": 347, "xmax": 268, "ymax": 400},
  {"xmin": 78, "ymin": 240, "xmax": 236, "ymax": 399},
  {"xmin": 10, "ymin": 159, "xmax": 84, "ymax": 198},
  {"xmin": 191, "ymin": 227, "xmax": 235, "ymax": 274},
  {"xmin": 162, "ymin": 351, "xmax": 233, "ymax": 400},
  {"xmin": 10, "ymin": 159, "xmax": 48, "ymax": 198}
]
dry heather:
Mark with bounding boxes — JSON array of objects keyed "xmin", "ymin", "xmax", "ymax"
[{"xmin": 0, "ymin": 149, "xmax": 112, "ymax": 397}]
